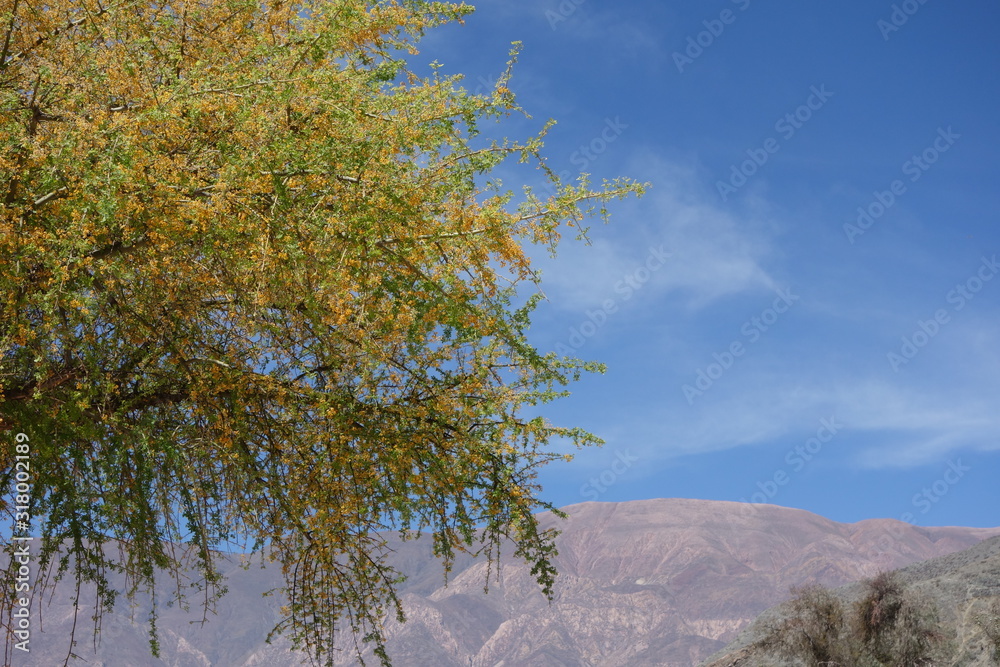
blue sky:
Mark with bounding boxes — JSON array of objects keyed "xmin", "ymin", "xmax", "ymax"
[{"xmin": 415, "ymin": 1, "xmax": 1000, "ymax": 529}]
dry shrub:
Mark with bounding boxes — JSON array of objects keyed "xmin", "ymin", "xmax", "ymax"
[{"xmin": 757, "ymin": 572, "xmax": 941, "ymax": 666}]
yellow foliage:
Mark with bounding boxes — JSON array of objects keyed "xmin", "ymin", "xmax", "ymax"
[{"xmin": 0, "ymin": 1, "xmax": 643, "ymax": 664}]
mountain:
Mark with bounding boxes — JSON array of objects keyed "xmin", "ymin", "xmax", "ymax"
[
  {"xmin": 700, "ymin": 533, "xmax": 1000, "ymax": 666},
  {"xmin": 8, "ymin": 499, "xmax": 1000, "ymax": 666}
]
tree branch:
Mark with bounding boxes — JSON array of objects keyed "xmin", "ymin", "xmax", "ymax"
[
  {"xmin": 1, "ymin": 1, "xmax": 120, "ymax": 68},
  {"xmin": 32, "ymin": 186, "xmax": 68, "ymax": 208},
  {"xmin": 184, "ymin": 78, "xmax": 305, "ymax": 98},
  {"xmin": 377, "ymin": 228, "xmax": 487, "ymax": 245},
  {"xmin": 88, "ymin": 237, "xmax": 151, "ymax": 261},
  {"xmin": 0, "ymin": 0, "xmax": 19, "ymax": 71}
]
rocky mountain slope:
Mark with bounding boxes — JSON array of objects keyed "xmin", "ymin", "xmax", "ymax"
[
  {"xmin": 7, "ymin": 499, "xmax": 1000, "ymax": 666},
  {"xmin": 700, "ymin": 533, "xmax": 1000, "ymax": 666}
]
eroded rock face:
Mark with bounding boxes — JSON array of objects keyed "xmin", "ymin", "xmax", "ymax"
[{"xmin": 11, "ymin": 499, "xmax": 1000, "ymax": 666}]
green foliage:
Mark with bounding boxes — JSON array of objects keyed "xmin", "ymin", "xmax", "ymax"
[{"xmin": 0, "ymin": 1, "xmax": 645, "ymax": 664}]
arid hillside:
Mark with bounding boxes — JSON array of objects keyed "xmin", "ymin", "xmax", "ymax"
[{"xmin": 9, "ymin": 499, "xmax": 1000, "ymax": 666}]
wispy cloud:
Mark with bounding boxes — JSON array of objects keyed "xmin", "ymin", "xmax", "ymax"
[
  {"xmin": 595, "ymin": 364, "xmax": 1000, "ymax": 472},
  {"xmin": 534, "ymin": 154, "xmax": 778, "ymax": 311}
]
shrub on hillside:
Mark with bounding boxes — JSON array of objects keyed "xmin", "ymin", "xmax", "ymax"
[
  {"xmin": 756, "ymin": 571, "xmax": 941, "ymax": 666},
  {"xmin": 853, "ymin": 571, "xmax": 941, "ymax": 666}
]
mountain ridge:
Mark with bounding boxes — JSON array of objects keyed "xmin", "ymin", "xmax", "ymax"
[{"xmin": 7, "ymin": 498, "xmax": 999, "ymax": 666}]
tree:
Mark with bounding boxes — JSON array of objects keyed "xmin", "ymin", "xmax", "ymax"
[{"xmin": 0, "ymin": 0, "xmax": 644, "ymax": 663}]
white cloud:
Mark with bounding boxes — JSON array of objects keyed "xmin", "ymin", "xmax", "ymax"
[
  {"xmin": 579, "ymin": 362, "xmax": 1000, "ymax": 473},
  {"xmin": 533, "ymin": 154, "xmax": 778, "ymax": 311}
]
